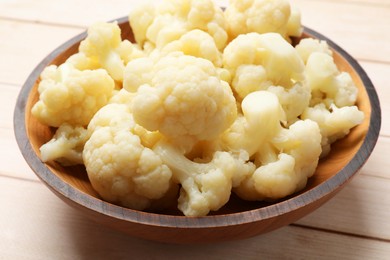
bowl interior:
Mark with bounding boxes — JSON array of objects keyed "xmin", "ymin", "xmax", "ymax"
[{"xmin": 22, "ymin": 20, "xmax": 372, "ymax": 216}]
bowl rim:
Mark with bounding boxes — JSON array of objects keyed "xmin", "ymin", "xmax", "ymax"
[{"xmin": 13, "ymin": 17, "xmax": 381, "ymax": 228}]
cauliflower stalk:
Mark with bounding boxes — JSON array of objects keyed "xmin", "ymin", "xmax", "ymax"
[{"xmin": 154, "ymin": 140, "xmax": 255, "ymax": 216}]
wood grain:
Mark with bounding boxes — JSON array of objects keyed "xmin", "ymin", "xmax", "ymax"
[{"xmin": 0, "ymin": 19, "xmax": 82, "ymax": 85}]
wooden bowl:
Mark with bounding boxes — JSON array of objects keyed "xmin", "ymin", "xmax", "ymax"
[{"xmin": 14, "ymin": 17, "xmax": 381, "ymax": 244}]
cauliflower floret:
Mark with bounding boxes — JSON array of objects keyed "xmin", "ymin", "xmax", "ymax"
[
  {"xmin": 161, "ymin": 29, "xmax": 222, "ymax": 67},
  {"xmin": 286, "ymin": 6, "xmax": 303, "ymax": 38},
  {"xmin": 305, "ymin": 52, "xmax": 359, "ymax": 107},
  {"xmin": 129, "ymin": 0, "xmax": 227, "ymax": 50},
  {"xmin": 31, "ymin": 63, "xmax": 114, "ymax": 127},
  {"xmin": 66, "ymin": 52, "xmax": 101, "ymax": 71},
  {"xmin": 223, "ymin": 32, "xmax": 304, "ymax": 89},
  {"xmin": 224, "ymin": 0, "xmax": 302, "ymax": 41},
  {"xmin": 223, "ymin": 32, "xmax": 308, "ymax": 122},
  {"xmin": 40, "ymin": 124, "xmax": 88, "ymax": 165},
  {"xmin": 83, "ymin": 103, "xmax": 176, "ymax": 210},
  {"xmin": 94, "ymin": 90, "xmax": 164, "ymax": 149},
  {"xmin": 231, "ymin": 65, "xmax": 270, "ymax": 98},
  {"xmin": 154, "ymin": 140, "xmax": 255, "ymax": 216},
  {"xmin": 108, "ymin": 88, "xmax": 135, "ymax": 107},
  {"xmin": 266, "ymin": 82, "xmax": 311, "ymax": 124},
  {"xmin": 124, "ymin": 54, "xmax": 237, "ymax": 150},
  {"xmin": 295, "ymin": 38, "xmax": 364, "ymax": 156},
  {"xmin": 79, "ymin": 22, "xmax": 144, "ymax": 82},
  {"xmin": 235, "ymin": 119, "xmax": 322, "ymax": 201},
  {"xmin": 302, "ymin": 103, "xmax": 364, "ymax": 157},
  {"xmin": 295, "ymin": 38, "xmax": 333, "ymax": 64},
  {"xmin": 221, "ymin": 91, "xmax": 284, "ymax": 157}
]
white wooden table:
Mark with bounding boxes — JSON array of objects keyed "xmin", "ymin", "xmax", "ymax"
[{"xmin": 1, "ymin": 0, "xmax": 389, "ymax": 258}]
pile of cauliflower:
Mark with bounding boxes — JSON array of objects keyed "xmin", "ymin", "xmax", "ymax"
[{"xmin": 32, "ymin": 0, "xmax": 364, "ymax": 217}]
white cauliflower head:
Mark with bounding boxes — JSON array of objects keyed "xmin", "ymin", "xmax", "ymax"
[
  {"xmin": 223, "ymin": 32, "xmax": 305, "ymax": 88},
  {"xmin": 295, "ymin": 38, "xmax": 333, "ymax": 64},
  {"xmin": 161, "ymin": 29, "xmax": 222, "ymax": 67},
  {"xmin": 79, "ymin": 22, "xmax": 144, "ymax": 82},
  {"xmin": 31, "ymin": 63, "xmax": 114, "ymax": 127},
  {"xmin": 235, "ymin": 119, "xmax": 322, "ymax": 201},
  {"xmin": 83, "ymin": 103, "xmax": 177, "ymax": 210},
  {"xmin": 302, "ymin": 103, "xmax": 364, "ymax": 157},
  {"xmin": 305, "ymin": 52, "xmax": 359, "ymax": 107},
  {"xmin": 129, "ymin": 0, "xmax": 227, "ymax": 50},
  {"xmin": 124, "ymin": 54, "xmax": 237, "ymax": 149},
  {"xmin": 223, "ymin": 32, "xmax": 308, "ymax": 122},
  {"xmin": 39, "ymin": 124, "xmax": 87, "ymax": 166},
  {"xmin": 224, "ymin": 0, "xmax": 302, "ymax": 41}
]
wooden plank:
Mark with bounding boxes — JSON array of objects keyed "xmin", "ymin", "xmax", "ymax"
[
  {"xmin": 0, "ymin": 0, "xmax": 388, "ymax": 64},
  {"xmin": 0, "ymin": 83, "xmax": 38, "ymax": 181},
  {"xmin": 0, "ymin": 0, "xmax": 229, "ymax": 26},
  {"xmin": 315, "ymin": 0, "xmax": 390, "ymax": 6},
  {"xmin": 360, "ymin": 61, "xmax": 390, "ymax": 137},
  {"xmin": 0, "ymin": 19, "xmax": 83, "ymax": 85},
  {"xmin": 0, "ymin": 127, "xmax": 38, "ymax": 181},
  {"xmin": 292, "ymin": 0, "xmax": 390, "ymax": 63},
  {"xmin": 297, "ymin": 171, "xmax": 390, "ymax": 241},
  {"xmin": 359, "ymin": 137, "xmax": 390, "ymax": 180},
  {"xmin": 0, "ymin": 83, "xmax": 18, "ymax": 129},
  {"xmin": 0, "ymin": 176, "xmax": 389, "ymax": 259}
]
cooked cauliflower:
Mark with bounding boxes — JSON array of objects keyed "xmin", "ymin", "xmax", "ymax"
[
  {"xmin": 223, "ymin": 32, "xmax": 308, "ymax": 122},
  {"xmin": 302, "ymin": 103, "xmax": 364, "ymax": 157},
  {"xmin": 224, "ymin": 0, "xmax": 302, "ymax": 41},
  {"xmin": 154, "ymin": 140, "xmax": 255, "ymax": 216},
  {"xmin": 79, "ymin": 22, "xmax": 144, "ymax": 81},
  {"xmin": 83, "ymin": 103, "xmax": 177, "ymax": 210},
  {"xmin": 305, "ymin": 52, "xmax": 358, "ymax": 107},
  {"xmin": 161, "ymin": 29, "xmax": 222, "ymax": 67},
  {"xmin": 223, "ymin": 32, "xmax": 304, "ymax": 89},
  {"xmin": 40, "ymin": 124, "xmax": 87, "ymax": 166},
  {"xmin": 296, "ymin": 37, "xmax": 364, "ymax": 156},
  {"xmin": 31, "ymin": 0, "xmax": 366, "ymax": 217},
  {"xmin": 295, "ymin": 38, "xmax": 333, "ymax": 64},
  {"xmin": 286, "ymin": 6, "xmax": 303, "ymax": 38},
  {"xmin": 129, "ymin": 0, "xmax": 227, "ymax": 50},
  {"xmin": 124, "ymin": 53, "xmax": 237, "ymax": 150},
  {"xmin": 235, "ymin": 119, "xmax": 322, "ymax": 201},
  {"xmin": 220, "ymin": 91, "xmax": 284, "ymax": 157},
  {"xmin": 31, "ymin": 63, "xmax": 114, "ymax": 127}
]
